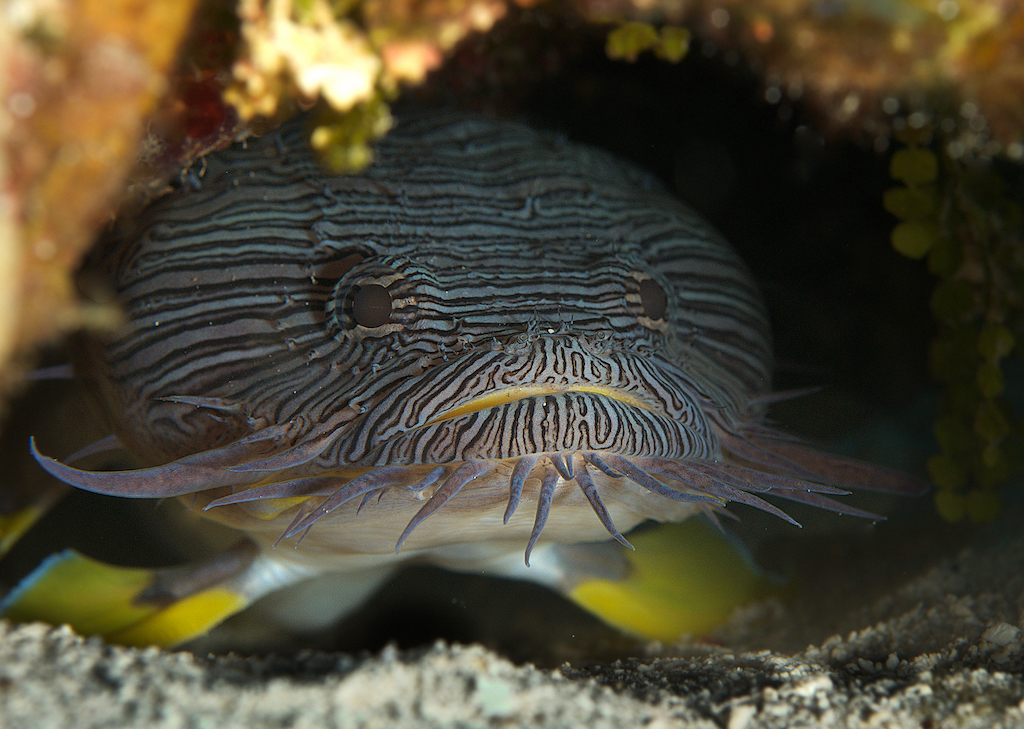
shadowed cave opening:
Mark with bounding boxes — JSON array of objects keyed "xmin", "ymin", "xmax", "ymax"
[{"xmin": 0, "ymin": 9, "xmax": 947, "ymax": 668}]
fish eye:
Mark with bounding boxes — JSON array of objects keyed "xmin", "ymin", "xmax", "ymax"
[
  {"xmin": 352, "ymin": 284, "xmax": 392, "ymax": 327},
  {"xmin": 638, "ymin": 278, "xmax": 667, "ymax": 320}
]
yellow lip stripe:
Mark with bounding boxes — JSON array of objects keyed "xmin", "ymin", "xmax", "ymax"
[{"xmin": 425, "ymin": 385, "xmax": 656, "ymax": 427}]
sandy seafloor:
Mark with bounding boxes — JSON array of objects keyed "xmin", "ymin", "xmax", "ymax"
[{"xmin": 1, "ymin": 486, "xmax": 1022, "ymax": 729}]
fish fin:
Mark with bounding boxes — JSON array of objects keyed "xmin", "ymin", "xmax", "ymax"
[
  {"xmin": 0, "ymin": 547, "xmax": 255, "ymax": 648},
  {"xmin": 734, "ymin": 431, "xmax": 930, "ymax": 496},
  {"xmin": 566, "ymin": 520, "xmax": 781, "ymax": 642},
  {"xmin": 105, "ymin": 588, "xmax": 249, "ymax": 648}
]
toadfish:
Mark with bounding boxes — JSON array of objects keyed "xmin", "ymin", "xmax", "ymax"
[{"xmin": 2, "ymin": 110, "xmax": 926, "ymax": 647}]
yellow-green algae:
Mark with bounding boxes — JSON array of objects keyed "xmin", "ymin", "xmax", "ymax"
[
  {"xmin": 605, "ymin": 21, "xmax": 691, "ymax": 63},
  {"xmin": 888, "ymin": 129, "xmax": 1024, "ymax": 522}
]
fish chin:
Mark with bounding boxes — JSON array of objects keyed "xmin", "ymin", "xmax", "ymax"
[{"xmin": 194, "ymin": 452, "xmax": 709, "ymax": 563}]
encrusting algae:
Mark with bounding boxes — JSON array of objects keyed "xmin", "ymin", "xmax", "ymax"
[{"xmin": 0, "ymin": 0, "xmax": 202, "ymax": 403}]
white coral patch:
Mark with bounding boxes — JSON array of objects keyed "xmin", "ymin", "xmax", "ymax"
[{"xmin": 271, "ymin": 17, "xmax": 380, "ymax": 109}]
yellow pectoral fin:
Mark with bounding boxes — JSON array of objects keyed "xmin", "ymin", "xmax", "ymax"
[
  {"xmin": 0, "ymin": 549, "xmax": 252, "ymax": 648},
  {"xmin": 568, "ymin": 520, "xmax": 781, "ymax": 642},
  {"xmin": 1, "ymin": 550, "xmax": 157, "ymax": 635},
  {"xmin": 106, "ymin": 588, "xmax": 248, "ymax": 648}
]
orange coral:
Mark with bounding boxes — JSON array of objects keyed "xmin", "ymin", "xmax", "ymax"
[{"xmin": 1, "ymin": 0, "xmax": 201, "ymax": 404}]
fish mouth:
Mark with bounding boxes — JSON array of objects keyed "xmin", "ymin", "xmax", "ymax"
[
  {"xmin": 365, "ymin": 385, "xmax": 715, "ymax": 467},
  {"xmin": 423, "ymin": 385, "xmax": 659, "ymax": 427},
  {"xmin": 204, "ymin": 385, "xmax": 729, "ymax": 560}
]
